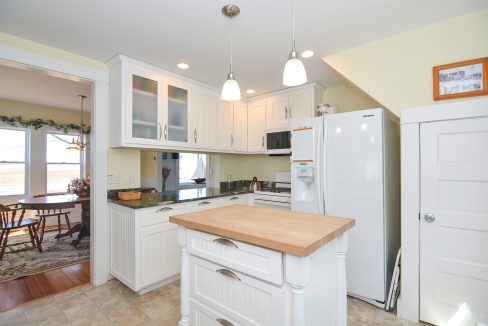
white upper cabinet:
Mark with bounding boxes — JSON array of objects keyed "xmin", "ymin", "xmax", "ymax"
[
  {"xmin": 265, "ymin": 83, "xmax": 324, "ymax": 129},
  {"xmin": 218, "ymin": 100, "xmax": 234, "ymax": 151},
  {"xmin": 247, "ymin": 100, "xmax": 266, "ymax": 153},
  {"xmin": 233, "ymin": 101, "xmax": 248, "ymax": 152},
  {"xmin": 192, "ymin": 87, "xmax": 219, "ymax": 149},
  {"xmin": 109, "ymin": 58, "xmax": 164, "ymax": 147},
  {"xmin": 162, "ymin": 78, "xmax": 192, "ymax": 147}
]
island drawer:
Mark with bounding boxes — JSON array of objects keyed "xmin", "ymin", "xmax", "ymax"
[
  {"xmin": 191, "ymin": 299, "xmax": 242, "ymax": 326},
  {"xmin": 187, "ymin": 229, "xmax": 283, "ymax": 285},
  {"xmin": 139, "ymin": 204, "xmax": 186, "ymax": 227},
  {"xmin": 190, "ymin": 256, "xmax": 286, "ymax": 326}
]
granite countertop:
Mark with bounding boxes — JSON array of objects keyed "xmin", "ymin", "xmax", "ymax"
[
  {"xmin": 170, "ymin": 205, "xmax": 355, "ymax": 256},
  {"xmin": 109, "ymin": 187, "xmax": 252, "ymax": 209}
]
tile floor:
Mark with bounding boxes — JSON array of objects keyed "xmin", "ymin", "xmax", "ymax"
[{"xmin": 0, "ymin": 278, "xmax": 427, "ymax": 325}]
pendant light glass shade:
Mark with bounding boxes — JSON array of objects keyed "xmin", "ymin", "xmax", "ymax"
[
  {"xmin": 221, "ymin": 73, "xmax": 241, "ymax": 101},
  {"xmin": 221, "ymin": 5, "xmax": 241, "ymax": 102},
  {"xmin": 283, "ymin": 0, "xmax": 307, "ymax": 87},
  {"xmin": 283, "ymin": 52, "xmax": 307, "ymax": 86}
]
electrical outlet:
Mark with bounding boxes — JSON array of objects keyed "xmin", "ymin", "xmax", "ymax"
[
  {"xmin": 108, "ymin": 174, "xmax": 119, "ymax": 184},
  {"xmin": 127, "ymin": 172, "xmax": 134, "ymax": 183}
]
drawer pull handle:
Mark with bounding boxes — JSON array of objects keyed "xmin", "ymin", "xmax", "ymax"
[
  {"xmin": 216, "ymin": 318, "xmax": 235, "ymax": 326},
  {"xmin": 228, "ymin": 196, "xmax": 240, "ymax": 201},
  {"xmin": 198, "ymin": 201, "xmax": 212, "ymax": 206},
  {"xmin": 156, "ymin": 207, "xmax": 173, "ymax": 212},
  {"xmin": 213, "ymin": 238, "xmax": 238, "ymax": 249},
  {"xmin": 216, "ymin": 269, "xmax": 241, "ymax": 282}
]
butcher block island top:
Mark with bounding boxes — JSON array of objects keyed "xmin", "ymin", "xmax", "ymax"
[{"xmin": 169, "ymin": 204, "xmax": 355, "ymax": 256}]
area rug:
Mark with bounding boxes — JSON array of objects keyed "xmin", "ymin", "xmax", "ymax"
[{"xmin": 0, "ymin": 231, "xmax": 89, "ymax": 283}]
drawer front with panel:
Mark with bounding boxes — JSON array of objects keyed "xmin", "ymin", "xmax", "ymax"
[
  {"xmin": 139, "ymin": 204, "xmax": 187, "ymax": 227},
  {"xmin": 191, "ymin": 299, "xmax": 242, "ymax": 326},
  {"xmin": 186, "ymin": 199, "xmax": 219, "ymax": 212},
  {"xmin": 190, "ymin": 256, "xmax": 285, "ymax": 326},
  {"xmin": 187, "ymin": 229, "xmax": 283, "ymax": 285}
]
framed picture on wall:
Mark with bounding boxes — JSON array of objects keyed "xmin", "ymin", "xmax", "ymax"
[{"xmin": 433, "ymin": 57, "xmax": 488, "ymax": 101}]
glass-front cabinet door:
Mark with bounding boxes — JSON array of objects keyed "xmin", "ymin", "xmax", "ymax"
[
  {"xmin": 126, "ymin": 65, "xmax": 163, "ymax": 145},
  {"xmin": 163, "ymin": 80, "xmax": 191, "ymax": 146}
]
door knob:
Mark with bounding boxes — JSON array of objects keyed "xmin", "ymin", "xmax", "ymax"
[{"xmin": 424, "ymin": 213, "xmax": 435, "ymax": 222}]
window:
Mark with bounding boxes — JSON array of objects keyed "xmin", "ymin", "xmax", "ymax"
[
  {"xmin": 178, "ymin": 153, "xmax": 206, "ymax": 185},
  {"xmin": 46, "ymin": 133, "xmax": 81, "ymax": 193},
  {"xmin": 0, "ymin": 128, "xmax": 27, "ymax": 196}
]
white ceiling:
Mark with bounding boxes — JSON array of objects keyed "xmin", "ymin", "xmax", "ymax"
[
  {"xmin": 0, "ymin": 63, "xmax": 91, "ymax": 111},
  {"xmin": 1, "ymin": 0, "xmax": 487, "ymax": 97}
]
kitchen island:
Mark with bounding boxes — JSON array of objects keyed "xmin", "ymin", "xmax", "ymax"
[{"xmin": 170, "ymin": 205, "xmax": 355, "ymax": 326}]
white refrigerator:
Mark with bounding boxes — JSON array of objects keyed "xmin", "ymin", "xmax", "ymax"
[{"xmin": 291, "ymin": 108, "xmax": 400, "ymax": 304}]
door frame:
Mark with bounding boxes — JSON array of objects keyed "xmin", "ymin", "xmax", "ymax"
[
  {"xmin": 398, "ymin": 97, "xmax": 488, "ymax": 322},
  {"xmin": 0, "ymin": 40, "xmax": 110, "ymax": 286}
]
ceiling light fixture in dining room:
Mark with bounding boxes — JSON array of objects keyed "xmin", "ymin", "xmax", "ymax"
[
  {"xmin": 283, "ymin": 0, "xmax": 307, "ymax": 87},
  {"xmin": 221, "ymin": 4, "xmax": 241, "ymax": 101},
  {"xmin": 66, "ymin": 95, "xmax": 87, "ymax": 151}
]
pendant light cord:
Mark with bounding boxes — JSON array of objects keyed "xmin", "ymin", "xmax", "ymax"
[
  {"xmin": 229, "ymin": 15, "xmax": 233, "ymax": 74},
  {"xmin": 291, "ymin": 0, "xmax": 295, "ymax": 51}
]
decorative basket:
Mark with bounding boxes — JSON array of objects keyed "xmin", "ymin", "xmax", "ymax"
[{"xmin": 118, "ymin": 191, "xmax": 141, "ymax": 201}]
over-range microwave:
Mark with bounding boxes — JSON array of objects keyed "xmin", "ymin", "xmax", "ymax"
[{"xmin": 265, "ymin": 127, "xmax": 291, "ymax": 155}]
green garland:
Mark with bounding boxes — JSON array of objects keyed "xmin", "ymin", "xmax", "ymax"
[{"xmin": 0, "ymin": 115, "xmax": 91, "ymax": 134}]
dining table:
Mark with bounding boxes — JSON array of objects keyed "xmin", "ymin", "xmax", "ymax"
[{"xmin": 18, "ymin": 194, "xmax": 90, "ymax": 246}]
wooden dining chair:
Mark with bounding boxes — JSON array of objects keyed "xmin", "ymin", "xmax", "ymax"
[
  {"xmin": 0, "ymin": 205, "xmax": 42, "ymax": 261},
  {"xmin": 33, "ymin": 193, "xmax": 72, "ymax": 243}
]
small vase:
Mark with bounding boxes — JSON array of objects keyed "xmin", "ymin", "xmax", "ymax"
[{"xmin": 76, "ymin": 191, "xmax": 89, "ymax": 197}]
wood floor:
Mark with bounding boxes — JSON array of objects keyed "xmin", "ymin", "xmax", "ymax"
[{"xmin": 0, "ymin": 261, "xmax": 90, "ymax": 313}]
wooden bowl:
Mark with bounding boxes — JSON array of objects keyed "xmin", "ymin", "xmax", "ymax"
[{"xmin": 118, "ymin": 191, "xmax": 141, "ymax": 201}]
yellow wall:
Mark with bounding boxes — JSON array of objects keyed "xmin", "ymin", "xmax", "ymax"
[
  {"xmin": 323, "ymin": 84, "xmax": 382, "ymax": 113},
  {"xmin": 0, "ymin": 98, "xmax": 90, "ymax": 124},
  {"xmin": 107, "ymin": 148, "xmax": 141, "ymax": 190},
  {"xmin": 0, "ymin": 32, "xmax": 107, "ymax": 71},
  {"xmin": 141, "ymin": 151, "xmax": 156, "ymax": 179},
  {"xmin": 323, "ymin": 9, "xmax": 488, "ymax": 116},
  {"xmin": 211, "ymin": 154, "xmax": 290, "ymax": 184}
]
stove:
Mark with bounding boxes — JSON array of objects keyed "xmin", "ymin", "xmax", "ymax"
[{"xmin": 253, "ymin": 172, "xmax": 291, "ymax": 209}]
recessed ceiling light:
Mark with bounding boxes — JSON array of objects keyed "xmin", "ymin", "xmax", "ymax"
[
  {"xmin": 177, "ymin": 63, "xmax": 190, "ymax": 70},
  {"xmin": 301, "ymin": 50, "xmax": 314, "ymax": 58},
  {"xmin": 246, "ymin": 89, "xmax": 255, "ymax": 94}
]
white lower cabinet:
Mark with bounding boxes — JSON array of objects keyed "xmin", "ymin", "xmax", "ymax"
[
  {"xmin": 109, "ymin": 194, "xmax": 252, "ymax": 294},
  {"xmin": 191, "ymin": 299, "xmax": 242, "ymax": 326},
  {"xmin": 190, "ymin": 256, "xmax": 286, "ymax": 326}
]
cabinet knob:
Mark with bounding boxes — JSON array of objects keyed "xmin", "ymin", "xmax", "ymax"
[
  {"xmin": 262, "ymin": 135, "xmax": 265, "ymax": 148},
  {"xmin": 156, "ymin": 207, "xmax": 173, "ymax": 212},
  {"xmin": 228, "ymin": 196, "xmax": 240, "ymax": 201},
  {"xmin": 198, "ymin": 201, "xmax": 212, "ymax": 206},
  {"xmin": 289, "ymin": 105, "xmax": 292, "ymax": 119},
  {"xmin": 194, "ymin": 129, "xmax": 197, "ymax": 143},
  {"xmin": 285, "ymin": 106, "xmax": 288, "ymax": 119},
  {"xmin": 230, "ymin": 134, "xmax": 234, "ymax": 147},
  {"xmin": 164, "ymin": 124, "xmax": 168, "ymax": 140},
  {"xmin": 158, "ymin": 123, "xmax": 162, "ymax": 140},
  {"xmin": 424, "ymin": 213, "xmax": 435, "ymax": 223}
]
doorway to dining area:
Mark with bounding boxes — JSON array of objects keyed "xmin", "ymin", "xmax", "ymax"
[{"xmin": 0, "ymin": 62, "xmax": 93, "ymax": 311}]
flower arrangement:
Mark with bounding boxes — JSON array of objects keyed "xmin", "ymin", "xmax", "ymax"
[
  {"xmin": 162, "ymin": 168, "xmax": 171, "ymax": 191},
  {"xmin": 68, "ymin": 177, "xmax": 91, "ymax": 196}
]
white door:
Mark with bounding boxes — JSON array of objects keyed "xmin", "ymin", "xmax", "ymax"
[
  {"xmin": 218, "ymin": 100, "xmax": 234, "ymax": 151},
  {"xmin": 247, "ymin": 100, "xmax": 266, "ymax": 152},
  {"xmin": 288, "ymin": 89, "xmax": 313, "ymax": 121},
  {"xmin": 192, "ymin": 88, "xmax": 218, "ymax": 149},
  {"xmin": 266, "ymin": 94, "xmax": 289, "ymax": 128},
  {"xmin": 326, "ymin": 110, "xmax": 386, "ymax": 301},
  {"xmin": 420, "ymin": 117, "xmax": 488, "ymax": 326},
  {"xmin": 233, "ymin": 101, "xmax": 248, "ymax": 152}
]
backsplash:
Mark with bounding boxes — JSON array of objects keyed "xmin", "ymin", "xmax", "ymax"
[{"xmin": 219, "ymin": 180, "xmax": 275, "ymax": 191}]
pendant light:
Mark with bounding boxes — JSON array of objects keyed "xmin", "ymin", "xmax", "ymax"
[
  {"xmin": 67, "ymin": 95, "xmax": 87, "ymax": 151},
  {"xmin": 282, "ymin": 0, "xmax": 307, "ymax": 87},
  {"xmin": 221, "ymin": 4, "xmax": 241, "ymax": 101}
]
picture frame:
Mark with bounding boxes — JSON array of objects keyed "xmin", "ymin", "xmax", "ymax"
[{"xmin": 433, "ymin": 57, "xmax": 488, "ymax": 101}]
